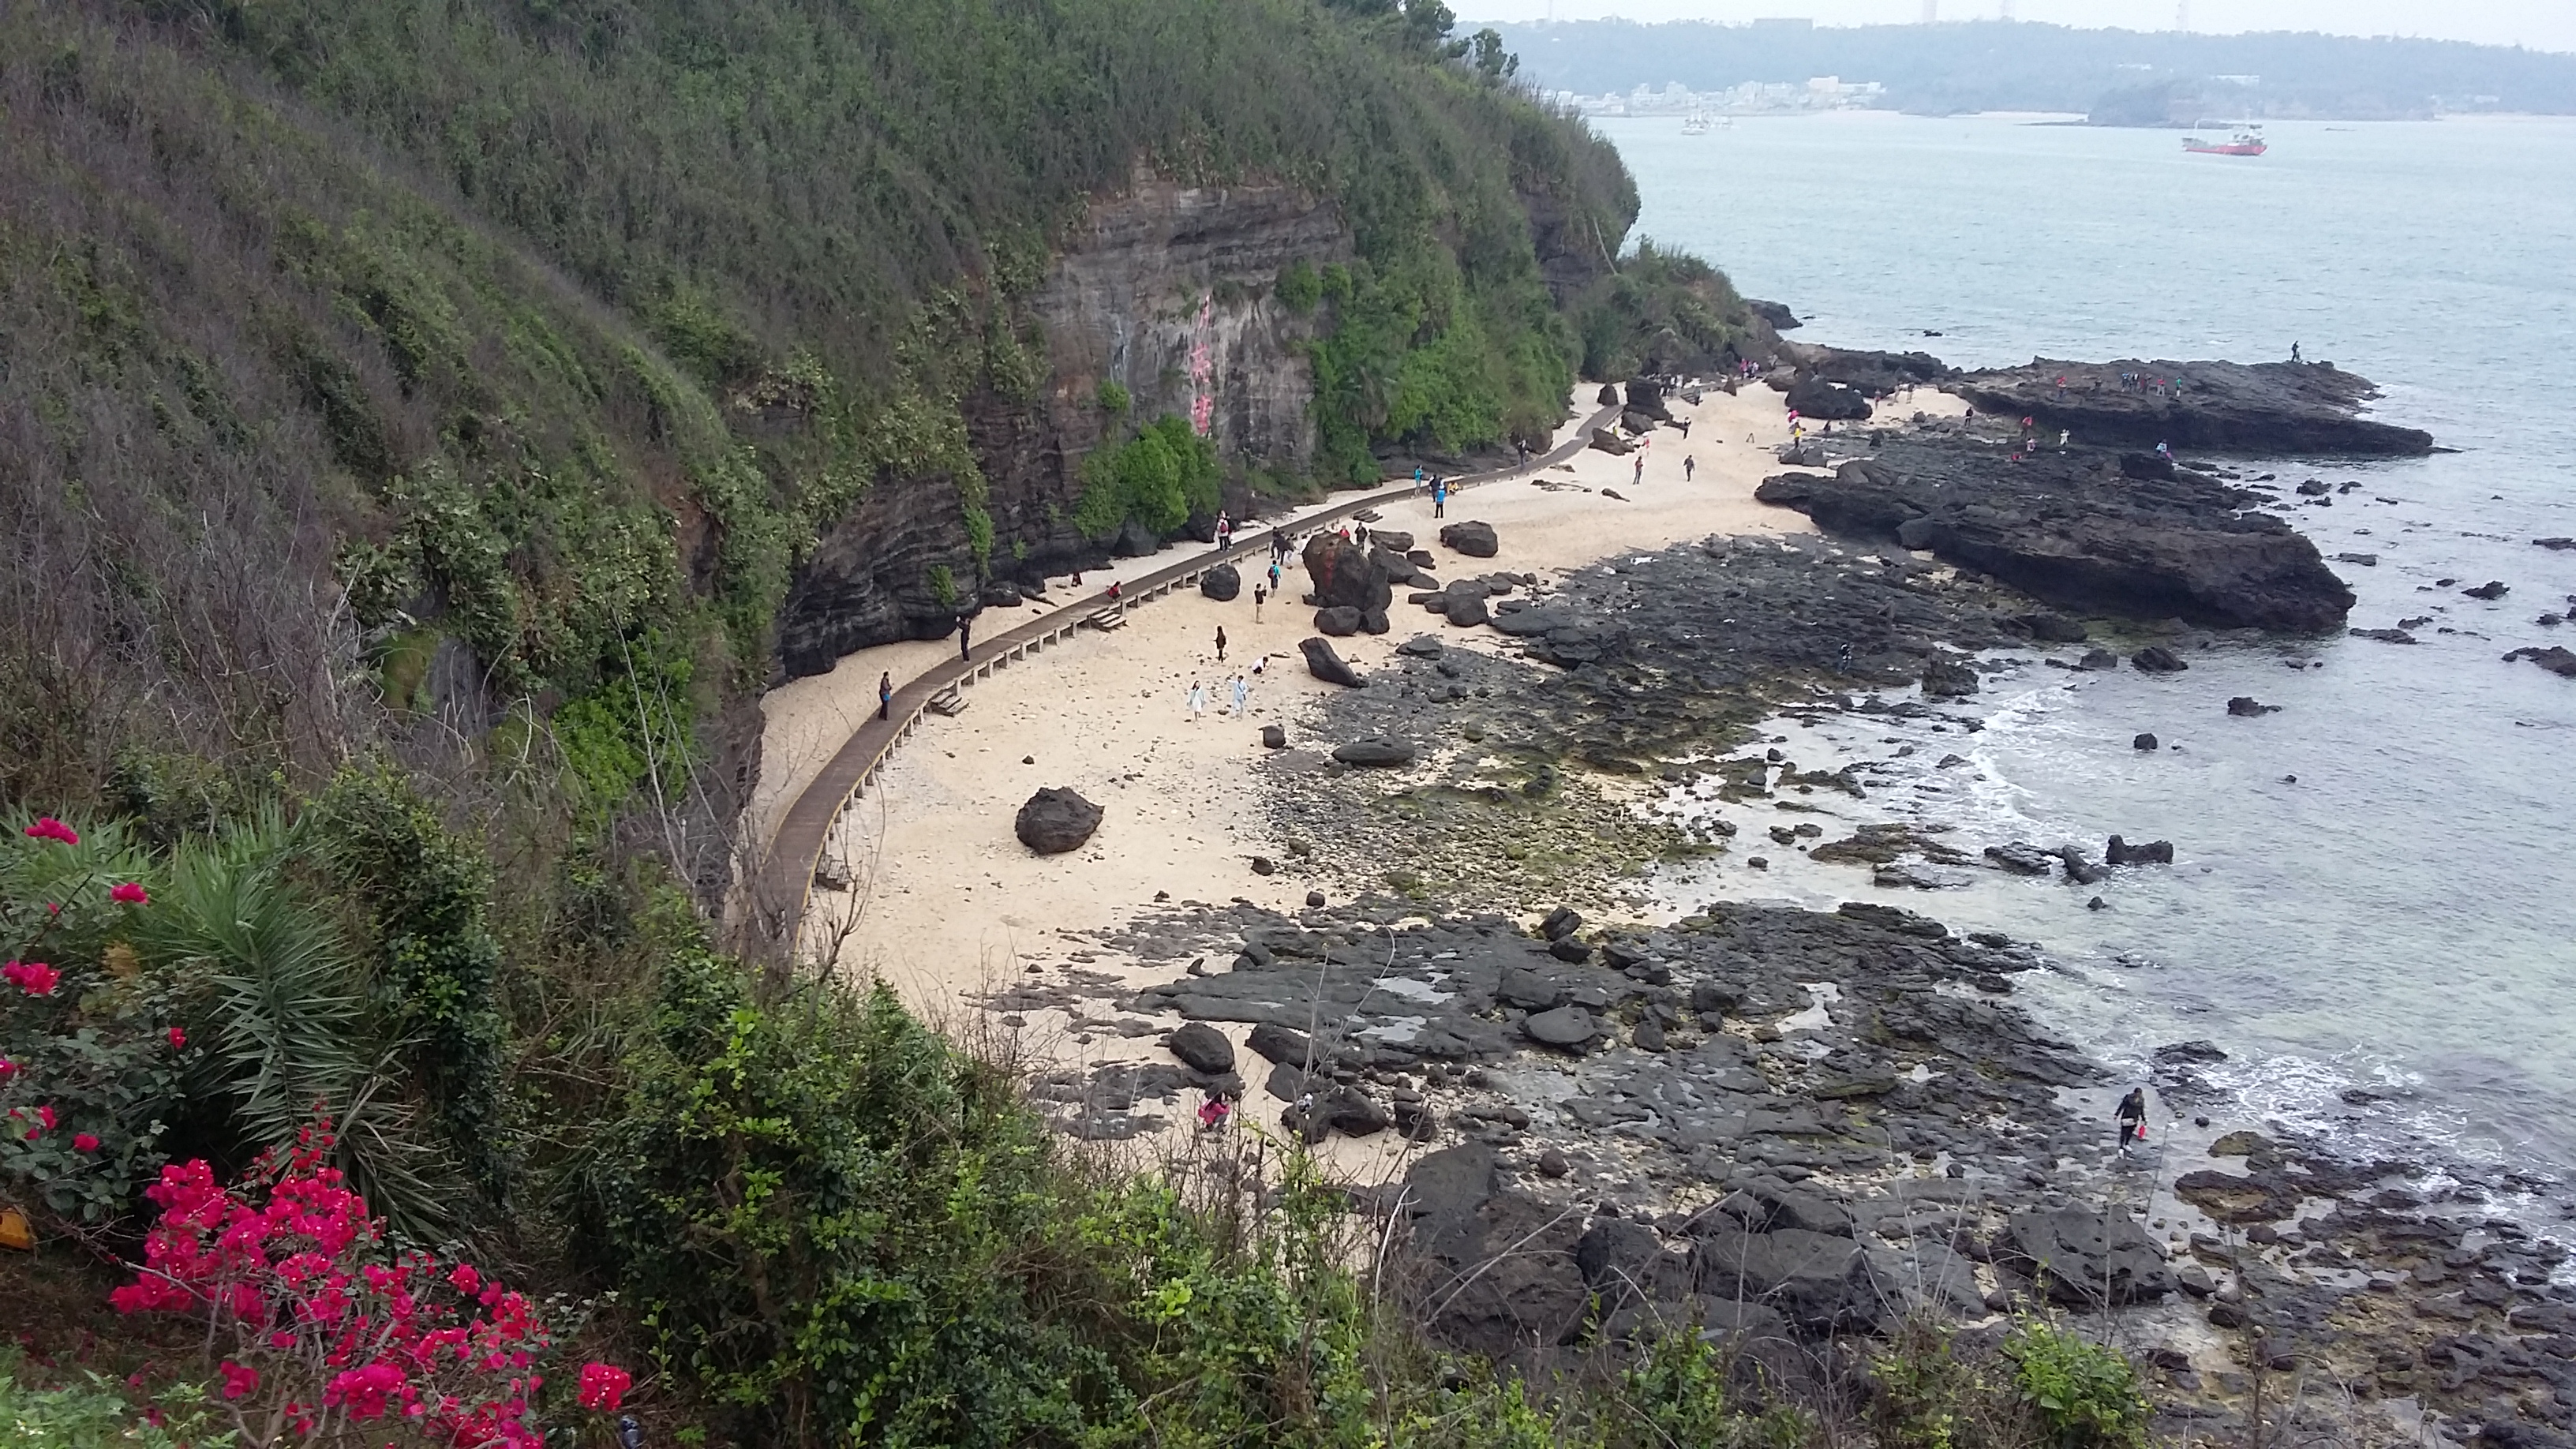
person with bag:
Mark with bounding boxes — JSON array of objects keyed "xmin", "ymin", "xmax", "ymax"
[{"xmin": 2114, "ymin": 1088, "xmax": 2149, "ymax": 1151}]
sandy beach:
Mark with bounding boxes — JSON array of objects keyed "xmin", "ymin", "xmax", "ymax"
[{"xmin": 751, "ymin": 377, "xmax": 1966, "ymax": 1159}]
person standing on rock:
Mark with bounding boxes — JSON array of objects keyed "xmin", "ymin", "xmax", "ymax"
[
  {"xmin": 1215, "ymin": 625, "xmax": 1227, "ymax": 663},
  {"xmin": 2116, "ymin": 1087, "xmax": 2149, "ymax": 1150},
  {"xmin": 1186, "ymin": 680, "xmax": 1206, "ymax": 721},
  {"xmin": 878, "ymin": 671, "xmax": 893, "ymax": 721},
  {"xmin": 2290, "ymin": 341, "xmax": 2302, "ymax": 364}
]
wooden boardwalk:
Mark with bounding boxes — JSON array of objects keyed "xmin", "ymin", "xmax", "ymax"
[{"xmin": 751, "ymin": 405, "xmax": 1619, "ymax": 957}]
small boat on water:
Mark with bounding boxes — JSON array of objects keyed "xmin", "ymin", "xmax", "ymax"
[
  {"xmin": 2184, "ymin": 125, "xmax": 2267, "ymax": 156},
  {"xmin": 1681, "ymin": 110, "xmax": 1711, "ymax": 136}
]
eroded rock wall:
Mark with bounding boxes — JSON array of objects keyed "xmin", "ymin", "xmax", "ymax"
[{"xmin": 776, "ymin": 174, "xmax": 1346, "ymax": 680}]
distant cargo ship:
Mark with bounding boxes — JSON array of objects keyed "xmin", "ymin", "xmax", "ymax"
[{"xmin": 2184, "ymin": 126, "xmax": 2267, "ymax": 156}]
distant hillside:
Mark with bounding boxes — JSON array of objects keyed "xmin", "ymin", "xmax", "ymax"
[{"xmin": 1488, "ymin": 19, "xmax": 2576, "ymax": 120}]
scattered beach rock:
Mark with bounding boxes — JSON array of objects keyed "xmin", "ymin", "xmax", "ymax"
[
  {"xmin": 1920, "ymin": 659, "xmax": 1980, "ymax": 698},
  {"xmin": 1953, "ymin": 358, "xmax": 2434, "ymax": 456},
  {"xmin": 2130, "ymin": 646, "xmax": 2189, "ymax": 674},
  {"xmin": 1166, "ymin": 1022, "xmax": 1235, "ymax": 1075},
  {"xmin": 2349, "ymin": 627, "xmax": 2419, "ymax": 644},
  {"xmin": 2078, "ymin": 648, "xmax": 2121, "ymax": 671},
  {"xmin": 1200, "ymin": 563, "xmax": 1241, "ymax": 601},
  {"xmin": 2226, "ymin": 696, "xmax": 2281, "ymax": 717},
  {"xmin": 2463, "ymin": 580, "xmax": 2510, "ymax": 600},
  {"xmin": 1521, "ymin": 1006, "xmax": 1598, "ymax": 1050},
  {"xmin": 1440, "ymin": 521, "xmax": 1500, "ymax": 558},
  {"xmin": 2132, "ymin": 732, "xmax": 2159, "ymax": 751},
  {"xmin": 1331, "ymin": 737, "xmax": 1417, "ymax": 768},
  {"xmin": 1014, "ymin": 787, "xmax": 1104, "ymax": 855},
  {"xmin": 1315, "ymin": 605, "xmax": 1362, "ymax": 636},
  {"xmin": 1299, "ymin": 638, "xmax": 1364, "ymax": 687},
  {"xmin": 1984, "ymin": 842, "xmax": 2058, "ymax": 875},
  {"xmin": 2105, "ymin": 836, "xmax": 2174, "ymax": 866},
  {"xmin": 1260, "ymin": 724, "xmax": 1287, "ymax": 749}
]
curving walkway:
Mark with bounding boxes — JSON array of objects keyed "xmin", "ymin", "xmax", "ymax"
[{"xmin": 756, "ymin": 405, "xmax": 1621, "ymax": 954}]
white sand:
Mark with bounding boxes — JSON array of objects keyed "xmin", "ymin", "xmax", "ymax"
[{"xmin": 756, "ymin": 377, "xmax": 1965, "ymax": 1155}]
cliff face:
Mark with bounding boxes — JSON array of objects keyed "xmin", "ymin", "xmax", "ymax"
[{"xmin": 775, "ymin": 176, "xmax": 1348, "ymax": 680}]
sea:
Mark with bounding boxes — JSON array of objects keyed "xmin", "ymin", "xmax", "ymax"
[{"xmin": 1601, "ymin": 111, "xmax": 2576, "ymax": 1187}]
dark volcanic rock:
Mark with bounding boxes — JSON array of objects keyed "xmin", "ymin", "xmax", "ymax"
[
  {"xmin": 1689, "ymin": 1226, "xmax": 1882, "ymax": 1332},
  {"xmin": 1303, "ymin": 532, "xmax": 1394, "ymax": 612},
  {"xmin": 2506, "ymin": 646, "xmax": 2576, "ymax": 678},
  {"xmin": 1014, "ymin": 788, "xmax": 1104, "ymax": 854},
  {"xmin": 1440, "ymin": 521, "xmax": 1500, "ymax": 558},
  {"xmin": 1260, "ymin": 724, "xmax": 1288, "ymax": 749},
  {"xmin": 1315, "ymin": 605, "xmax": 1363, "ymax": 636},
  {"xmin": 1167, "ymin": 1022, "xmax": 1235, "ymax": 1074},
  {"xmin": 1299, "ymin": 637, "xmax": 1364, "ymax": 687},
  {"xmin": 2105, "ymin": 836, "xmax": 2174, "ymax": 866},
  {"xmin": 1952, "ymin": 358, "xmax": 2434, "ymax": 455},
  {"xmin": 1787, "ymin": 374, "xmax": 1872, "ymax": 421},
  {"xmin": 2131, "ymin": 732, "xmax": 2159, "ymax": 751},
  {"xmin": 1984, "ymin": 842, "xmax": 2057, "ymax": 875},
  {"xmin": 1748, "ymin": 298, "xmax": 1801, "ymax": 331},
  {"xmin": 1200, "ymin": 563, "xmax": 1241, "ymax": 601},
  {"xmin": 2079, "ymin": 648, "xmax": 2120, "ymax": 671},
  {"xmin": 1331, "ymin": 737, "xmax": 1417, "ymax": 767},
  {"xmin": 2463, "ymin": 580, "xmax": 2509, "ymax": 600},
  {"xmin": 2131, "ymin": 646, "xmax": 2189, "ymax": 673},
  {"xmin": 2014, "ymin": 612, "xmax": 2090, "ymax": 643},
  {"xmin": 2226, "ymin": 695, "xmax": 2281, "ymax": 717},
  {"xmin": 1920, "ymin": 659, "xmax": 1980, "ymax": 698},
  {"xmin": 1754, "ymin": 439, "xmax": 2356, "ymax": 632},
  {"xmin": 1522, "ymin": 1006, "xmax": 1598, "ymax": 1049},
  {"xmin": 1246, "ymin": 1021, "xmax": 1314, "ymax": 1067},
  {"xmin": 2005, "ymin": 1207, "xmax": 2175, "ymax": 1305}
]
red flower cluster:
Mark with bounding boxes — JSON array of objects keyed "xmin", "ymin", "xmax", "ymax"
[
  {"xmin": 3, "ymin": 960, "xmax": 61, "ymax": 996},
  {"xmin": 22, "ymin": 816, "xmax": 79, "ymax": 845},
  {"xmin": 107, "ymin": 1129, "xmax": 630, "ymax": 1446},
  {"xmin": 110, "ymin": 882, "xmax": 149, "ymax": 905},
  {"xmin": 9, "ymin": 1103, "xmax": 58, "ymax": 1140},
  {"xmin": 575, "ymin": 1361, "xmax": 631, "ymax": 1412}
]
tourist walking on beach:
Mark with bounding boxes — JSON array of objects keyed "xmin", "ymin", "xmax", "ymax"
[
  {"xmin": 1683, "ymin": 455, "xmax": 1695, "ymax": 482},
  {"xmin": 1267, "ymin": 560, "xmax": 1281, "ymax": 595},
  {"xmin": 1252, "ymin": 584, "xmax": 1266, "ymax": 622},
  {"xmin": 1215, "ymin": 625, "xmax": 1227, "ymax": 663},
  {"xmin": 878, "ymin": 671, "xmax": 893, "ymax": 721},
  {"xmin": 2115, "ymin": 1088, "xmax": 2148, "ymax": 1150},
  {"xmin": 1230, "ymin": 676, "xmax": 1249, "ymax": 715},
  {"xmin": 1632, "ymin": 455, "xmax": 1644, "ymax": 485},
  {"xmin": 1186, "ymin": 680, "xmax": 1207, "ymax": 721},
  {"xmin": 1432, "ymin": 479, "xmax": 1447, "ymax": 518},
  {"xmin": 957, "ymin": 612, "xmax": 972, "ymax": 661},
  {"xmin": 1413, "ymin": 465, "xmax": 1426, "ymax": 495}
]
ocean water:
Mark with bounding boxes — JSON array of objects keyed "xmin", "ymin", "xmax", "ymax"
[{"xmin": 1604, "ymin": 112, "xmax": 2576, "ymax": 1177}]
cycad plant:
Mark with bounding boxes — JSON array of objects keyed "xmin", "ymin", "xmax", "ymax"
[{"xmin": 130, "ymin": 807, "xmax": 464, "ymax": 1241}]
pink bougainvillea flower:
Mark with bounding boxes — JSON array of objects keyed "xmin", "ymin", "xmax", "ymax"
[
  {"xmin": 218, "ymin": 1361, "xmax": 260, "ymax": 1400},
  {"xmin": 575, "ymin": 1361, "xmax": 631, "ymax": 1412},
  {"xmin": 110, "ymin": 882, "xmax": 148, "ymax": 904},
  {"xmin": 167, "ymin": 1026, "xmax": 186, "ymax": 1050},
  {"xmin": 0, "ymin": 1056, "xmax": 17, "ymax": 1081},
  {"xmin": 3, "ymin": 961, "xmax": 61, "ymax": 996},
  {"xmin": 37, "ymin": 1105, "xmax": 58, "ymax": 1130},
  {"xmin": 73, "ymin": 1132, "xmax": 100, "ymax": 1153},
  {"xmin": 22, "ymin": 817, "xmax": 79, "ymax": 844}
]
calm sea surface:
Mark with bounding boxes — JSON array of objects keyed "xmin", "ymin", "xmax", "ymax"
[{"xmin": 1604, "ymin": 112, "xmax": 2576, "ymax": 1178}]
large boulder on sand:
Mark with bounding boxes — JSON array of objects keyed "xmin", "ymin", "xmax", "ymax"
[
  {"xmin": 1589, "ymin": 428, "xmax": 1634, "ymax": 456},
  {"xmin": 1166, "ymin": 1022, "xmax": 1235, "ymax": 1075},
  {"xmin": 1440, "ymin": 521, "xmax": 1500, "ymax": 558},
  {"xmin": 1302, "ymin": 533, "xmax": 1394, "ymax": 612},
  {"xmin": 1300, "ymin": 637, "xmax": 1365, "ymax": 687},
  {"xmin": 1787, "ymin": 374, "xmax": 1872, "ymax": 421},
  {"xmin": 1014, "ymin": 788, "xmax": 1103, "ymax": 855},
  {"xmin": 1314, "ymin": 605, "xmax": 1363, "ymax": 637},
  {"xmin": 1200, "ymin": 563, "xmax": 1241, "ymax": 601}
]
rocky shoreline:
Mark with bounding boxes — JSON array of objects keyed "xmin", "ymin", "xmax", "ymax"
[{"xmin": 982, "ymin": 357, "xmax": 2576, "ymax": 1445}]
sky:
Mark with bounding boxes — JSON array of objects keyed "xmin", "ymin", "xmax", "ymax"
[{"xmin": 1462, "ymin": 2, "xmax": 2576, "ymax": 52}]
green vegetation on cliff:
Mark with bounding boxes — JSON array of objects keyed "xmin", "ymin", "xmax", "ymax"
[{"xmin": 0, "ymin": 0, "xmax": 1795, "ymax": 1440}]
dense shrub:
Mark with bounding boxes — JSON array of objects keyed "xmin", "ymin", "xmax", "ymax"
[{"xmin": 1073, "ymin": 417, "xmax": 1224, "ymax": 540}]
